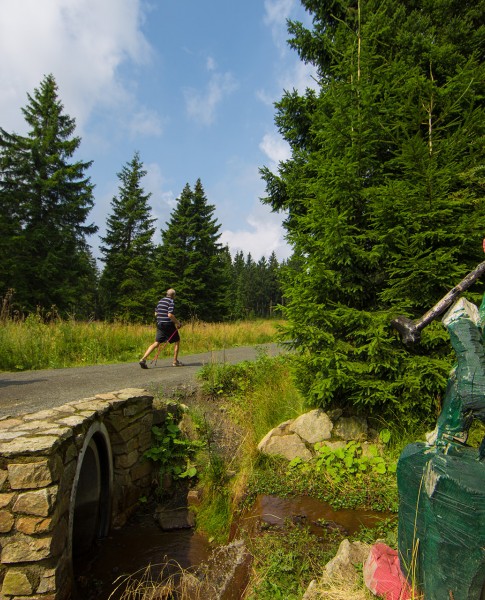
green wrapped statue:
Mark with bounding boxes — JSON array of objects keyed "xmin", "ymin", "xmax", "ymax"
[{"xmin": 396, "ymin": 294, "xmax": 485, "ymax": 599}]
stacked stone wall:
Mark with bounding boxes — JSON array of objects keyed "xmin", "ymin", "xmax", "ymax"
[{"xmin": 0, "ymin": 388, "xmax": 156, "ymax": 600}]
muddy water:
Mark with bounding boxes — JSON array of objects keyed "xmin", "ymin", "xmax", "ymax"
[
  {"xmin": 73, "ymin": 512, "xmax": 211, "ymax": 600},
  {"xmin": 74, "ymin": 495, "xmax": 391, "ymax": 599},
  {"xmin": 233, "ymin": 494, "xmax": 392, "ymax": 538}
]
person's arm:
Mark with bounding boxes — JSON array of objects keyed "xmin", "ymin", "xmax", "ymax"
[
  {"xmin": 167, "ymin": 299, "xmax": 181, "ymax": 327},
  {"xmin": 168, "ymin": 311, "xmax": 181, "ymax": 328}
]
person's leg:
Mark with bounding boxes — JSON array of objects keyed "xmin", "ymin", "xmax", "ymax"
[
  {"xmin": 140, "ymin": 341, "xmax": 159, "ymax": 366},
  {"xmin": 172, "ymin": 341, "xmax": 180, "ymax": 364}
]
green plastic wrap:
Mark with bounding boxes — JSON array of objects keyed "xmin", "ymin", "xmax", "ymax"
[{"xmin": 397, "ymin": 298, "xmax": 485, "ymax": 599}]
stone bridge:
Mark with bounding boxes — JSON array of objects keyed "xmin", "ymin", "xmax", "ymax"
[{"xmin": 0, "ymin": 388, "xmax": 160, "ymax": 600}]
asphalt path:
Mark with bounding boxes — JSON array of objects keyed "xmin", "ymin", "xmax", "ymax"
[{"xmin": 0, "ymin": 343, "xmax": 285, "ymax": 419}]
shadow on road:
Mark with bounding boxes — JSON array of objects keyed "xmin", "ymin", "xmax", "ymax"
[{"xmin": 0, "ymin": 378, "xmax": 47, "ymax": 388}]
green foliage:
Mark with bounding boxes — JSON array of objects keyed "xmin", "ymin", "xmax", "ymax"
[
  {"xmin": 245, "ymin": 526, "xmax": 335, "ymax": 600},
  {"xmin": 194, "ymin": 490, "xmax": 232, "ymax": 545},
  {"xmin": 99, "ymin": 152, "xmax": 157, "ymax": 322},
  {"xmin": 287, "ymin": 441, "xmax": 397, "ymax": 486},
  {"xmin": 0, "ymin": 316, "xmax": 280, "ymax": 371},
  {"xmin": 198, "ymin": 360, "xmax": 255, "ymax": 397},
  {"xmin": 262, "ymin": 0, "xmax": 485, "ymax": 427},
  {"xmin": 228, "ymin": 251, "xmax": 284, "ymax": 319},
  {"xmin": 0, "ymin": 74, "xmax": 98, "ymax": 317},
  {"xmin": 353, "ymin": 517, "xmax": 398, "ymax": 549},
  {"xmin": 198, "ymin": 352, "xmax": 307, "ymax": 443},
  {"xmin": 157, "ymin": 179, "xmax": 229, "ymax": 321},
  {"xmin": 249, "ymin": 451, "xmax": 398, "ymax": 513},
  {"xmin": 144, "ymin": 415, "xmax": 204, "ymax": 484}
]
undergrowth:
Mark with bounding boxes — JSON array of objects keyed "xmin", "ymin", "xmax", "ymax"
[
  {"xmin": 244, "ymin": 526, "xmax": 337, "ymax": 600},
  {"xmin": 127, "ymin": 352, "xmax": 423, "ymax": 599},
  {"xmin": 193, "ymin": 352, "xmax": 404, "ymax": 599}
]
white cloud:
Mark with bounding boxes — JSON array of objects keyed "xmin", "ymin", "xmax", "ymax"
[
  {"xmin": 143, "ymin": 162, "xmax": 176, "ymax": 222},
  {"xmin": 0, "ymin": 0, "xmax": 153, "ymax": 134},
  {"xmin": 264, "ymin": 0, "xmax": 295, "ymax": 25},
  {"xmin": 259, "ymin": 133, "xmax": 291, "ymax": 169},
  {"xmin": 221, "ymin": 209, "xmax": 292, "ymax": 262},
  {"xmin": 184, "ymin": 71, "xmax": 239, "ymax": 126},
  {"xmin": 206, "ymin": 56, "xmax": 216, "ymax": 71},
  {"xmin": 280, "ymin": 60, "xmax": 319, "ymax": 94},
  {"xmin": 129, "ymin": 108, "xmax": 164, "ymax": 138},
  {"xmin": 256, "ymin": 88, "xmax": 275, "ymax": 107},
  {"xmin": 263, "ymin": 0, "xmax": 296, "ymax": 51}
]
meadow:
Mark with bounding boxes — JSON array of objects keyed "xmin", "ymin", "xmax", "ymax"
[{"xmin": 0, "ymin": 315, "xmax": 283, "ymax": 372}]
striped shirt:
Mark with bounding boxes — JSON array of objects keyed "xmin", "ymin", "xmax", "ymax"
[{"xmin": 156, "ymin": 296, "xmax": 174, "ymax": 324}]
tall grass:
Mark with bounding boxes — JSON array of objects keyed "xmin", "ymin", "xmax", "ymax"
[
  {"xmin": 0, "ymin": 316, "xmax": 283, "ymax": 372},
  {"xmin": 193, "ymin": 353, "xmax": 306, "ymax": 544}
]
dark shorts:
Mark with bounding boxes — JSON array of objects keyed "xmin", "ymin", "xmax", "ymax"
[{"xmin": 156, "ymin": 322, "xmax": 180, "ymax": 344}]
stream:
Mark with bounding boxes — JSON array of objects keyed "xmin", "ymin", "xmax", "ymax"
[{"xmin": 74, "ymin": 494, "xmax": 391, "ymax": 600}]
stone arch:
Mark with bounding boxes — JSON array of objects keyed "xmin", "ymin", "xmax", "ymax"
[
  {"xmin": 68, "ymin": 421, "xmax": 113, "ymax": 563},
  {"xmin": 0, "ymin": 389, "xmax": 155, "ymax": 600}
]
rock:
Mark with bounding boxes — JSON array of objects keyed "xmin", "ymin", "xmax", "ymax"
[
  {"xmin": 361, "ymin": 441, "xmax": 383, "ymax": 457},
  {"xmin": 187, "ymin": 489, "xmax": 202, "ymax": 506},
  {"xmin": 1, "ymin": 534, "xmax": 52, "ymax": 562},
  {"xmin": 258, "ymin": 433, "xmax": 313, "ymax": 461},
  {"xmin": 1, "ymin": 569, "xmax": 33, "ymax": 595},
  {"xmin": 319, "ymin": 440, "xmax": 346, "ymax": 451},
  {"xmin": 257, "ymin": 420, "xmax": 293, "ymax": 450},
  {"xmin": 183, "ymin": 539, "xmax": 252, "ymax": 600},
  {"xmin": 327, "ymin": 408, "xmax": 343, "ymax": 421},
  {"xmin": 325, "ymin": 538, "xmax": 370, "ymax": 584},
  {"xmin": 333, "ymin": 415, "xmax": 368, "ymax": 441},
  {"xmin": 288, "ymin": 409, "xmax": 333, "ymax": 444},
  {"xmin": 12, "ymin": 486, "xmax": 58, "ymax": 517},
  {"xmin": 156, "ymin": 507, "xmax": 195, "ymax": 530}
]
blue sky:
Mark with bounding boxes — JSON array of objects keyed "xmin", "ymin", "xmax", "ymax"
[{"xmin": 1, "ymin": 0, "xmax": 317, "ymax": 262}]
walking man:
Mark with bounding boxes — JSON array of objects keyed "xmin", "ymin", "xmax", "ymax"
[{"xmin": 139, "ymin": 288, "xmax": 183, "ymax": 368}]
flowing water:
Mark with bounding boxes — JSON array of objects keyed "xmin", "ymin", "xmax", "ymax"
[{"xmin": 74, "ymin": 494, "xmax": 392, "ymax": 599}]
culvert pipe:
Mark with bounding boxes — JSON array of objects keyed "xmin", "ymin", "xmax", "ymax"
[{"xmin": 68, "ymin": 421, "xmax": 113, "ymax": 561}]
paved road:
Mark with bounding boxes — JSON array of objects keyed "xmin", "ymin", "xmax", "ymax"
[{"xmin": 0, "ymin": 343, "xmax": 285, "ymax": 418}]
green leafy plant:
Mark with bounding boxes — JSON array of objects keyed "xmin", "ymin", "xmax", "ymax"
[
  {"xmin": 288, "ymin": 441, "xmax": 397, "ymax": 484},
  {"xmin": 144, "ymin": 414, "xmax": 204, "ymax": 482}
]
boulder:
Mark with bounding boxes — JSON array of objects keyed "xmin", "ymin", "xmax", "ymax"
[
  {"xmin": 333, "ymin": 415, "xmax": 368, "ymax": 441},
  {"xmin": 301, "ymin": 579, "xmax": 319, "ymax": 599},
  {"xmin": 325, "ymin": 538, "xmax": 370, "ymax": 584},
  {"xmin": 288, "ymin": 409, "xmax": 333, "ymax": 444},
  {"xmin": 259, "ymin": 433, "xmax": 313, "ymax": 461},
  {"xmin": 156, "ymin": 507, "xmax": 195, "ymax": 530},
  {"xmin": 257, "ymin": 420, "xmax": 293, "ymax": 451}
]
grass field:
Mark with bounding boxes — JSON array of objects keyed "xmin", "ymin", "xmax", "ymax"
[{"xmin": 0, "ymin": 316, "xmax": 284, "ymax": 372}]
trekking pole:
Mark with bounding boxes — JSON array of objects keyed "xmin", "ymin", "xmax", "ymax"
[{"xmin": 151, "ymin": 326, "xmax": 180, "ymax": 367}]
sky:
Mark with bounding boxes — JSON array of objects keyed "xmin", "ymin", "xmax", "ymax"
[{"xmin": 0, "ymin": 0, "xmax": 317, "ymax": 263}]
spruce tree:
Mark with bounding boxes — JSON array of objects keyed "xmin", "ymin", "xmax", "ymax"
[
  {"xmin": 261, "ymin": 0, "xmax": 485, "ymax": 427},
  {"xmin": 99, "ymin": 152, "xmax": 157, "ymax": 322},
  {"xmin": 158, "ymin": 179, "xmax": 228, "ymax": 321},
  {"xmin": 229, "ymin": 250, "xmax": 247, "ymax": 319},
  {"xmin": 267, "ymin": 251, "xmax": 282, "ymax": 317},
  {"xmin": 0, "ymin": 74, "xmax": 98, "ymax": 315}
]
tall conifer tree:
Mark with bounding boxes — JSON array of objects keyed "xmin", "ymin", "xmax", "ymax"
[
  {"xmin": 99, "ymin": 152, "xmax": 156, "ymax": 322},
  {"xmin": 0, "ymin": 74, "xmax": 98, "ymax": 315},
  {"xmin": 261, "ymin": 0, "xmax": 485, "ymax": 426},
  {"xmin": 158, "ymin": 179, "xmax": 228, "ymax": 321}
]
